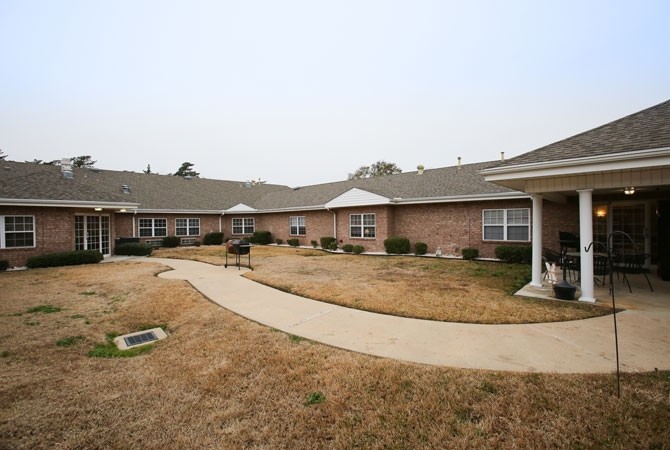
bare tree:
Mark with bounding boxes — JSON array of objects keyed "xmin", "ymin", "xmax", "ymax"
[{"xmin": 348, "ymin": 160, "xmax": 402, "ymax": 179}]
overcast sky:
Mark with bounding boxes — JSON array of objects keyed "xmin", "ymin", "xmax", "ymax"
[{"xmin": 1, "ymin": 0, "xmax": 668, "ymax": 187}]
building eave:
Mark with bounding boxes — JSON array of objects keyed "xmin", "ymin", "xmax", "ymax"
[
  {"xmin": 0, "ymin": 198, "xmax": 140, "ymax": 209},
  {"xmin": 481, "ymin": 147, "xmax": 670, "ymax": 183}
]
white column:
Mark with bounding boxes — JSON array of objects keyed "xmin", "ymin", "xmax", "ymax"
[
  {"xmin": 530, "ymin": 194, "xmax": 543, "ymax": 288},
  {"xmin": 577, "ymin": 189, "xmax": 595, "ymax": 302}
]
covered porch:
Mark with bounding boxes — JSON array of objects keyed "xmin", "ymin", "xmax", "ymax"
[{"xmin": 481, "ymin": 99, "xmax": 670, "ymax": 303}]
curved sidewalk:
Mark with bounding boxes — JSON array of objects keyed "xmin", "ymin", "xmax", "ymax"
[{"xmin": 145, "ymin": 257, "xmax": 670, "ymax": 374}]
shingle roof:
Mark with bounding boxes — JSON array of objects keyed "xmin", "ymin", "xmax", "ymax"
[
  {"xmin": 251, "ymin": 161, "xmax": 519, "ymax": 209},
  {"xmin": 496, "ymin": 99, "xmax": 670, "ymax": 168},
  {"xmin": 1, "ymin": 159, "xmax": 520, "ymax": 212},
  {"xmin": 0, "ymin": 161, "xmax": 289, "ymax": 210}
]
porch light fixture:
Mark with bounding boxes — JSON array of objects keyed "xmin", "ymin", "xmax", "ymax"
[
  {"xmin": 624, "ymin": 187, "xmax": 635, "ymax": 195},
  {"xmin": 94, "ymin": 207, "xmax": 103, "ymax": 211},
  {"xmin": 119, "ymin": 208, "xmax": 127, "ymax": 212},
  {"xmin": 596, "ymin": 208, "xmax": 607, "ymax": 218}
]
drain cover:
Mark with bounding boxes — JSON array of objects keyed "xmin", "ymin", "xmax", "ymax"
[
  {"xmin": 113, "ymin": 327, "xmax": 168, "ymax": 350},
  {"xmin": 124, "ymin": 331, "xmax": 158, "ymax": 347}
]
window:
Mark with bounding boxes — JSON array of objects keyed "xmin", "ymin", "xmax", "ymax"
[
  {"xmin": 350, "ymin": 213, "xmax": 376, "ymax": 238},
  {"xmin": 482, "ymin": 209, "xmax": 530, "ymax": 241},
  {"xmin": 232, "ymin": 217, "xmax": 255, "ymax": 234},
  {"xmin": 139, "ymin": 218, "xmax": 167, "ymax": 237},
  {"xmin": 1, "ymin": 216, "xmax": 35, "ymax": 248},
  {"xmin": 289, "ymin": 216, "xmax": 306, "ymax": 236},
  {"xmin": 176, "ymin": 218, "xmax": 200, "ymax": 236}
]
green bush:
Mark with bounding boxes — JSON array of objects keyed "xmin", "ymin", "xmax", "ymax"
[
  {"xmin": 162, "ymin": 236, "xmax": 180, "ymax": 248},
  {"xmin": 203, "ymin": 232, "xmax": 224, "ymax": 245},
  {"xmin": 384, "ymin": 236, "xmax": 410, "ymax": 254},
  {"xmin": 252, "ymin": 230, "xmax": 272, "ymax": 245},
  {"xmin": 287, "ymin": 238, "xmax": 300, "ymax": 247},
  {"xmin": 115, "ymin": 243, "xmax": 153, "ymax": 256},
  {"xmin": 26, "ymin": 250, "xmax": 103, "ymax": 268},
  {"xmin": 352, "ymin": 245, "xmax": 365, "ymax": 254},
  {"xmin": 495, "ymin": 245, "xmax": 532, "ymax": 264},
  {"xmin": 0, "ymin": 260, "xmax": 8, "ymax": 271},
  {"xmin": 320, "ymin": 236, "xmax": 336, "ymax": 249},
  {"xmin": 311, "ymin": 240, "xmax": 318, "ymax": 248},
  {"xmin": 275, "ymin": 238, "xmax": 283, "ymax": 245},
  {"xmin": 342, "ymin": 244, "xmax": 354, "ymax": 253},
  {"xmin": 414, "ymin": 242, "xmax": 428, "ymax": 256},
  {"xmin": 462, "ymin": 248, "xmax": 479, "ymax": 260},
  {"xmin": 328, "ymin": 241, "xmax": 338, "ymax": 250}
]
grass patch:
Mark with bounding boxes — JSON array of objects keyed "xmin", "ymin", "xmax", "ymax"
[
  {"xmin": 88, "ymin": 332, "xmax": 154, "ymax": 358},
  {"xmin": 289, "ymin": 334, "xmax": 304, "ymax": 344},
  {"xmin": 305, "ymin": 391, "xmax": 326, "ymax": 406},
  {"xmin": 56, "ymin": 336, "xmax": 86, "ymax": 347},
  {"xmin": 0, "ymin": 262, "xmax": 667, "ymax": 449},
  {"xmin": 26, "ymin": 305, "xmax": 62, "ymax": 314}
]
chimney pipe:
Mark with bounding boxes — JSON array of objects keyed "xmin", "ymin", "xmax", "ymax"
[
  {"xmin": 417, "ymin": 164, "xmax": 424, "ymax": 175},
  {"xmin": 457, "ymin": 156, "xmax": 461, "ymax": 171},
  {"xmin": 500, "ymin": 151, "xmax": 505, "ymax": 161}
]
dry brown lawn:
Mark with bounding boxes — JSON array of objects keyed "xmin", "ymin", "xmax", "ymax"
[
  {"xmin": 154, "ymin": 246, "xmax": 610, "ymax": 324},
  {"xmin": 0, "ymin": 261, "xmax": 668, "ymax": 449}
]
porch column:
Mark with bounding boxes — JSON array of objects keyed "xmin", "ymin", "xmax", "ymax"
[
  {"xmin": 530, "ymin": 194, "xmax": 543, "ymax": 288},
  {"xmin": 577, "ymin": 189, "xmax": 595, "ymax": 302}
]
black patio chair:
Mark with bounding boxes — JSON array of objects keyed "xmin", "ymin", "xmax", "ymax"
[{"xmin": 616, "ymin": 253, "xmax": 654, "ymax": 293}]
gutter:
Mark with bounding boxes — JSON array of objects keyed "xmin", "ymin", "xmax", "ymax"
[{"xmin": 0, "ymin": 198, "xmax": 139, "ymax": 209}]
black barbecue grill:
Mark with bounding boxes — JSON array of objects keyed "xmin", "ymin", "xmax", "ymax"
[{"xmin": 224, "ymin": 239, "xmax": 251, "ymax": 269}]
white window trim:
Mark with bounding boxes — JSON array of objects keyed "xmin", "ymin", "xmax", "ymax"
[
  {"xmin": 289, "ymin": 216, "xmax": 306, "ymax": 236},
  {"xmin": 175, "ymin": 218, "xmax": 200, "ymax": 236},
  {"xmin": 0, "ymin": 215, "xmax": 36, "ymax": 249},
  {"xmin": 232, "ymin": 217, "xmax": 255, "ymax": 235},
  {"xmin": 138, "ymin": 218, "xmax": 168, "ymax": 238},
  {"xmin": 482, "ymin": 208, "xmax": 530, "ymax": 242},
  {"xmin": 349, "ymin": 213, "xmax": 376, "ymax": 239}
]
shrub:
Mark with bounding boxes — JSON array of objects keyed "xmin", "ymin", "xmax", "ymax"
[
  {"xmin": 414, "ymin": 242, "xmax": 428, "ymax": 256},
  {"xmin": 115, "ymin": 243, "xmax": 153, "ymax": 256},
  {"xmin": 495, "ymin": 245, "xmax": 532, "ymax": 264},
  {"xmin": 352, "ymin": 245, "xmax": 365, "ymax": 254},
  {"xmin": 0, "ymin": 260, "xmax": 9, "ymax": 271},
  {"xmin": 311, "ymin": 240, "xmax": 318, "ymax": 248},
  {"xmin": 275, "ymin": 238, "xmax": 283, "ymax": 245},
  {"xmin": 320, "ymin": 236, "xmax": 336, "ymax": 249},
  {"xmin": 462, "ymin": 248, "xmax": 479, "ymax": 260},
  {"xmin": 287, "ymin": 238, "xmax": 300, "ymax": 247},
  {"xmin": 162, "ymin": 236, "xmax": 180, "ymax": 248},
  {"xmin": 384, "ymin": 236, "xmax": 410, "ymax": 254},
  {"xmin": 342, "ymin": 244, "xmax": 354, "ymax": 253},
  {"xmin": 252, "ymin": 230, "xmax": 272, "ymax": 245},
  {"xmin": 203, "ymin": 232, "xmax": 224, "ymax": 245},
  {"xmin": 327, "ymin": 241, "xmax": 338, "ymax": 250},
  {"xmin": 26, "ymin": 250, "xmax": 103, "ymax": 268}
]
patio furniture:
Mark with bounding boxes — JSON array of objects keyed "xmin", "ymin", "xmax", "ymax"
[{"xmin": 614, "ymin": 253, "xmax": 654, "ymax": 293}]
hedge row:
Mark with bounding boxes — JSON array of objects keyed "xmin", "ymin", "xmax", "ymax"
[
  {"xmin": 203, "ymin": 232, "xmax": 224, "ymax": 245},
  {"xmin": 0, "ymin": 259, "xmax": 9, "ymax": 271},
  {"xmin": 26, "ymin": 250, "xmax": 103, "ymax": 268},
  {"xmin": 115, "ymin": 243, "xmax": 153, "ymax": 256},
  {"xmin": 495, "ymin": 245, "xmax": 532, "ymax": 264}
]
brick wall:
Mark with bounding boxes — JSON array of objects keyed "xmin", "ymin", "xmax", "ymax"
[
  {"xmin": 0, "ymin": 206, "xmax": 75, "ymax": 268},
  {"xmin": 115, "ymin": 213, "xmax": 222, "ymax": 245}
]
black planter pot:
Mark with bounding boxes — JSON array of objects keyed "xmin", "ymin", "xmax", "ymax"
[{"xmin": 553, "ymin": 279, "xmax": 577, "ymax": 300}]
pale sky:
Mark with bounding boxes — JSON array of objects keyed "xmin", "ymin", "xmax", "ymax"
[{"xmin": 1, "ymin": 0, "xmax": 668, "ymax": 187}]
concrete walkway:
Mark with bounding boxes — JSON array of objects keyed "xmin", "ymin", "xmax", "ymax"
[{"xmin": 139, "ymin": 257, "xmax": 669, "ymax": 374}]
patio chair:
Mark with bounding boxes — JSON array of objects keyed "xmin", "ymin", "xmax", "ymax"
[{"xmin": 616, "ymin": 253, "xmax": 654, "ymax": 293}]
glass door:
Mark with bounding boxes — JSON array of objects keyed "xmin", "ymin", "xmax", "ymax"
[{"xmin": 75, "ymin": 215, "xmax": 110, "ymax": 255}]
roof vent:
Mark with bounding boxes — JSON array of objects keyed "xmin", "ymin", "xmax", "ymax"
[
  {"xmin": 417, "ymin": 164, "xmax": 424, "ymax": 175},
  {"xmin": 500, "ymin": 151, "xmax": 505, "ymax": 161},
  {"xmin": 121, "ymin": 184, "xmax": 131, "ymax": 194},
  {"xmin": 61, "ymin": 158, "xmax": 73, "ymax": 179},
  {"xmin": 184, "ymin": 175, "xmax": 193, "ymax": 180},
  {"xmin": 457, "ymin": 156, "xmax": 461, "ymax": 171}
]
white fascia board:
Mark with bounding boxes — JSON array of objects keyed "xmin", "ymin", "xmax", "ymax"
[
  {"xmin": 481, "ymin": 147, "xmax": 670, "ymax": 182},
  {"xmin": 228, "ymin": 205, "xmax": 326, "ymax": 214},
  {"xmin": 0, "ymin": 198, "xmax": 139, "ymax": 209},
  {"xmin": 390, "ymin": 191, "xmax": 530, "ymax": 205},
  {"xmin": 133, "ymin": 209, "xmax": 223, "ymax": 214}
]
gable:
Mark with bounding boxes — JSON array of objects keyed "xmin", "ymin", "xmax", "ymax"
[
  {"xmin": 225, "ymin": 203, "xmax": 257, "ymax": 212},
  {"xmin": 324, "ymin": 188, "xmax": 391, "ymax": 208}
]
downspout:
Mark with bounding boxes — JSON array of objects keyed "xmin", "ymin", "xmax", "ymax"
[
  {"xmin": 220, "ymin": 212, "xmax": 224, "ymax": 233},
  {"xmin": 326, "ymin": 207, "xmax": 337, "ymax": 239},
  {"xmin": 132, "ymin": 210, "xmax": 137, "ymax": 237}
]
